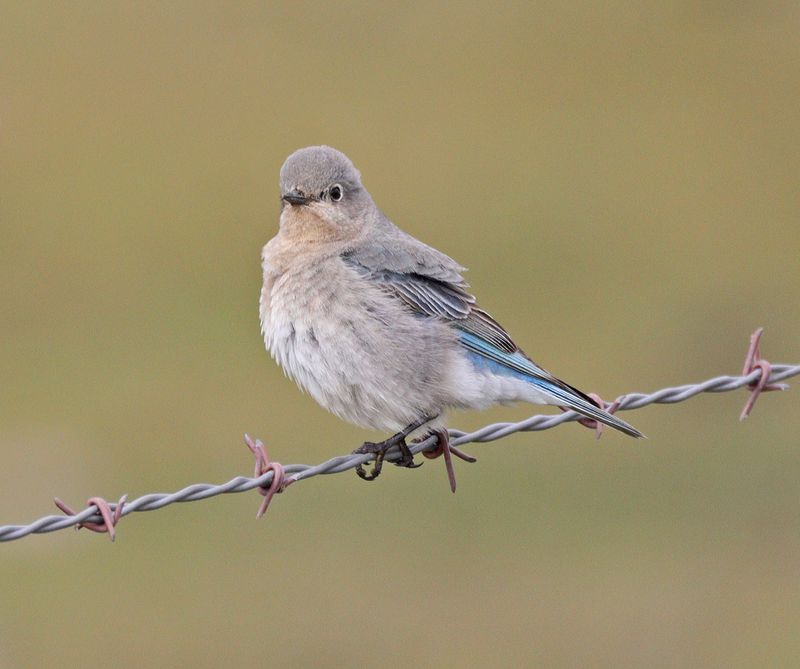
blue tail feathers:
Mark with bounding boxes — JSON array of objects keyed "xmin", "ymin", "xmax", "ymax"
[{"xmin": 459, "ymin": 330, "xmax": 644, "ymax": 438}]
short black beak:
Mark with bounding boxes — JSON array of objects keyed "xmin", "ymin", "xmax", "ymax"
[{"xmin": 281, "ymin": 189, "xmax": 310, "ymax": 206}]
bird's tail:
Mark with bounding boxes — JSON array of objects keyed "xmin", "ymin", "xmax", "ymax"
[
  {"xmin": 536, "ymin": 380, "xmax": 645, "ymax": 438},
  {"xmin": 457, "ymin": 329, "xmax": 644, "ymax": 437}
]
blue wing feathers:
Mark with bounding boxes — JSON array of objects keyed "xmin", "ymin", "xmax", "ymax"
[
  {"xmin": 459, "ymin": 330, "xmax": 644, "ymax": 438},
  {"xmin": 459, "ymin": 330, "xmax": 551, "ymax": 381},
  {"xmin": 341, "ymin": 251, "xmax": 643, "ymax": 438}
]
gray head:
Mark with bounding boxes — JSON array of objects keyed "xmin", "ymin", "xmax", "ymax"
[
  {"xmin": 277, "ymin": 146, "xmax": 376, "ymax": 240},
  {"xmin": 279, "ymin": 146, "xmax": 367, "ymax": 207}
]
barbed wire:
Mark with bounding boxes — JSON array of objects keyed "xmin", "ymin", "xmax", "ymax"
[{"xmin": 1, "ymin": 329, "xmax": 797, "ymax": 542}]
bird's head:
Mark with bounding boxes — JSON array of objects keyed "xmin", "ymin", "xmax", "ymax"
[{"xmin": 278, "ymin": 146, "xmax": 372, "ymax": 241}]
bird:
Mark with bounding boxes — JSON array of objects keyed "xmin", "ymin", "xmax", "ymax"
[{"xmin": 260, "ymin": 146, "xmax": 643, "ymax": 490}]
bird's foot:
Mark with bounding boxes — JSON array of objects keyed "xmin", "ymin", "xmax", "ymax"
[
  {"xmin": 353, "ymin": 440, "xmax": 388, "ymax": 481},
  {"xmin": 353, "ymin": 432, "xmax": 421, "ymax": 481},
  {"xmin": 352, "ymin": 414, "xmax": 438, "ymax": 482},
  {"xmin": 395, "ymin": 438, "xmax": 423, "ymax": 469}
]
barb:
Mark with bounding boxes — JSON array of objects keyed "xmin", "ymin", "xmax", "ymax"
[
  {"xmin": 53, "ymin": 494, "xmax": 127, "ymax": 541},
  {"xmin": 739, "ymin": 327, "xmax": 789, "ymax": 420},
  {"xmin": 244, "ymin": 434, "xmax": 288, "ymax": 518},
  {"xmin": 1, "ymin": 336, "xmax": 797, "ymax": 542}
]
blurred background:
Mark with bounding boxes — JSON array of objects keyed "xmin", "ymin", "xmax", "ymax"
[{"xmin": 2, "ymin": 2, "xmax": 799, "ymax": 667}]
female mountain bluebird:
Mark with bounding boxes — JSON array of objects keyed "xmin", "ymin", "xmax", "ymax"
[{"xmin": 261, "ymin": 146, "xmax": 643, "ymax": 488}]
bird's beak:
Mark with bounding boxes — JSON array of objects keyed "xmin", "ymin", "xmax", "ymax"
[{"xmin": 281, "ymin": 189, "xmax": 310, "ymax": 206}]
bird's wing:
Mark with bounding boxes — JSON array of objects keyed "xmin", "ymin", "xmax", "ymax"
[
  {"xmin": 343, "ymin": 221, "xmax": 468, "ymax": 285},
  {"xmin": 459, "ymin": 325, "xmax": 643, "ymax": 437},
  {"xmin": 341, "ymin": 237, "xmax": 644, "ymax": 438},
  {"xmin": 344, "ymin": 263, "xmax": 472, "ymax": 318},
  {"xmin": 342, "ymin": 227, "xmax": 561, "ymax": 366},
  {"xmin": 341, "ymin": 231, "xmax": 515, "ymax": 352}
]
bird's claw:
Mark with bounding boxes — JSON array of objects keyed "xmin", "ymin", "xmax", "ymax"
[
  {"xmin": 353, "ymin": 436, "xmax": 421, "ymax": 481},
  {"xmin": 397, "ymin": 456, "xmax": 423, "ymax": 469},
  {"xmin": 355, "ymin": 463, "xmax": 379, "ymax": 481},
  {"xmin": 352, "ymin": 414, "xmax": 440, "ymax": 482},
  {"xmin": 354, "ymin": 440, "xmax": 386, "ymax": 481},
  {"xmin": 394, "ymin": 438, "xmax": 422, "ymax": 469}
]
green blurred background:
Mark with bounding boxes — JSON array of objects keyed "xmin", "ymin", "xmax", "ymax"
[{"xmin": 2, "ymin": 2, "xmax": 799, "ymax": 667}]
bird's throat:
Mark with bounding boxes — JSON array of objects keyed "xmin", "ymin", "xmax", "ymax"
[{"xmin": 279, "ymin": 205, "xmax": 343, "ymax": 244}]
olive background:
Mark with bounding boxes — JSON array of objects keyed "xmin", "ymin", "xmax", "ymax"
[{"xmin": 2, "ymin": 3, "xmax": 799, "ymax": 667}]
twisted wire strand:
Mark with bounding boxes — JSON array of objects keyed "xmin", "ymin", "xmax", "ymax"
[{"xmin": 1, "ymin": 363, "xmax": 797, "ymax": 542}]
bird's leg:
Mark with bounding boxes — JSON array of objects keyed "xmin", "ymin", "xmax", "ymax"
[{"xmin": 353, "ymin": 414, "xmax": 435, "ymax": 481}]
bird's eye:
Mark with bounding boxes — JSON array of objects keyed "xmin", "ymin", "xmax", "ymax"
[{"xmin": 330, "ymin": 184, "xmax": 343, "ymax": 202}]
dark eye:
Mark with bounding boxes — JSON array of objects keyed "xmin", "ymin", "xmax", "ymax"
[{"xmin": 330, "ymin": 184, "xmax": 343, "ymax": 202}]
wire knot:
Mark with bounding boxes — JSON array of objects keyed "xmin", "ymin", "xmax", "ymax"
[
  {"xmin": 740, "ymin": 328, "xmax": 788, "ymax": 420},
  {"xmin": 53, "ymin": 494, "xmax": 127, "ymax": 541},
  {"xmin": 418, "ymin": 430, "xmax": 477, "ymax": 494},
  {"xmin": 244, "ymin": 434, "xmax": 287, "ymax": 518},
  {"xmin": 421, "ymin": 437, "xmax": 477, "ymax": 464}
]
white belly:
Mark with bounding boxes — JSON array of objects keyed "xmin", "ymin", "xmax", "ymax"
[
  {"xmin": 259, "ymin": 246, "xmax": 560, "ymax": 435},
  {"xmin": 260, "ymin": 254, "xmax": 456, "ymax": 432}
]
